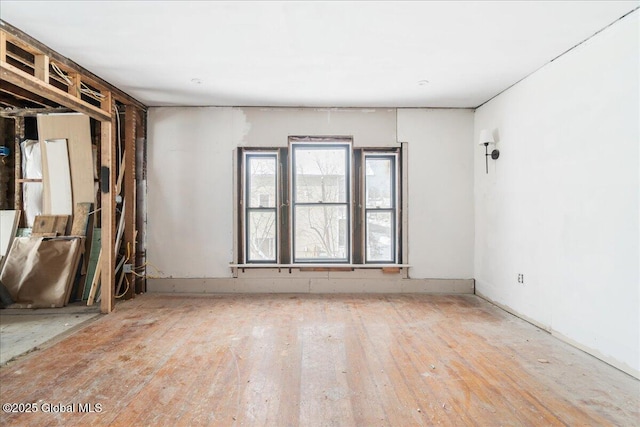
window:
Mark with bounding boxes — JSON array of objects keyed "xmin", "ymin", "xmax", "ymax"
[
  {"xmin": 239, "ymin": 140, "xmax": 400, "ymax": 265},
  {"xmin": 364, "ymin": 153, "xmax": 398, "ymax": 263},
  {"xmin": 244, "ymin": 152, "xmax": 278, "ymax": 263},
  {"xmin": 292, "ymin": 143, "xmax": 351, "ymax": 263}
]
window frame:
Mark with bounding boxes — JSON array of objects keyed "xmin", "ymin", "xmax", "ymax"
[
  {"xmin": 243, "ymin": 150, "xmax": 280, "ymax": 264},
  {"xmin": 238, "ymin": 142, "xmax": 402, "ymax": 266},
  {"xmin": 290, "ymin": 141, "xmax": 352, "ymax": 264},
  {"xmin": 363, "ymin": 152, "xmax": 399, "ymax": 264}
]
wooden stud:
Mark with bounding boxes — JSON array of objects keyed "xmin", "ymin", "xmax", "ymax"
[
  {"xmin": 0, "ymin": 31, "xmax": 6, "ymax": 62},
  {"xmin": 100, "ymin": 114, "xmax": 115, "ymax": 313},
  {"xmin": 124, "ymin": 105, "xmax": 137, "ymax": 299},
  {"xmin": 100, "ymin": 90, "xmax": 112, "ymax": 115},
  {"xmin": 0, "ymin": 61, "xmax": 110, "ymax": 122},
  {"xmin": 34, "ymin": 54, "xmax": 49, "ymax": 84},
  {"xmin": 1, "ymin": 81, "xmax": 59, "ymax": 108},
  {"xmin": 67, "ymin": 72, "xmax": 81, "ymax": 98},
  {"xmin": 115, "ymin": 152, "xmax": 126, "ymax": 195},
  {"xmin": 13, "ymin": 117, "xmax": 23, "ymax": 213}
]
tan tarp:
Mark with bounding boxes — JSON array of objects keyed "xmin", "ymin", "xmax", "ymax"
[{"xmin": 0, "ymin": 237, "xmax": 83, "ymax": 308}]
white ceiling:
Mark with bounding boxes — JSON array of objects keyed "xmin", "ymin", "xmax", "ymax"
[{"xmin": 1, "ymin": 1, "xmax": 638, "ymax": 108}]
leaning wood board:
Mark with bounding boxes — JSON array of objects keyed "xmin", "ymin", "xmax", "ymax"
[
  {"xmin": 86, "ymin": 251, "xmax": 101, "ymax": 306},
  {"xmin": 41, "ymin": 138, "xmax": 73, "ymax": 215},
  {"xmin": 38, "ymin": 114, "xmax": 96, "ymax": 216},
  {"xmin": 82, "ymin": 228, "xmax": 101, "ymax": 301},
  {"xmin": 70, "ymin": 202, "xmax": 92, "ymax": 236},
  {"xmin": 32, "ymin": 214, "xmax": 69, "ymax": 236}
]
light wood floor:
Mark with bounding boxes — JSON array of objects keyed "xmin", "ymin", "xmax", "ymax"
[{"xmin": 0, "ymin": 294, "xmax": 638, "ymax": 426}]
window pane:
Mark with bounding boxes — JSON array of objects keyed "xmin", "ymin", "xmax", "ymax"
[
  {"xmin": 365, "ymin": 157, "xmax": 392, "ymax": 209},
  {"xmin": 294, "ymin": 205, "xmax": 348, "ymax": 261},
  {"xmin": 294, "ymin": 147, "xmax": 347, "ymax": 203},
  {"xmin": 247, "ymin": 210, "xmax": 276, "ymax": 261},
  {"xmin": 248, "ymin": 156, "xmax": 276, "ymax": 208},
  {"xmin": 366, "ymin": 211, "xmax": 393, "ymax": 262}
]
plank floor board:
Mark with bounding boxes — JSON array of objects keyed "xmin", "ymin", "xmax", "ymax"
[{"xmin": 0, "ymin": 293, "xmax": 638, "ymax": 426}]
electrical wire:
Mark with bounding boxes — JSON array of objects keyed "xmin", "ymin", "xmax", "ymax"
[
  {"xmin": 51, "ymin": 62, "xmax": 72, "ymax": 85},
  {"xmin": 80, "ymin": 82, "xmax": 106, "ymax": 101},
  {"xmin": 115, "ymin": 275, "xmax": 129, "ymax": 299},
  {"xmin": 114, "ymin": 242, "xmax": 131, "ymax": 299},
  {"xmin": 131, "ymin": 260, "xmax": 164, "ymax": 279},
  {"xmin": 51, "ymin": 62, "xmax": 106, "ymax": 101}
]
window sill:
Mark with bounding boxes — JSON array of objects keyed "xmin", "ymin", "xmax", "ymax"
[{"xmin": 230, "ymin": 263, "xmax": 409, "ymax": 268}]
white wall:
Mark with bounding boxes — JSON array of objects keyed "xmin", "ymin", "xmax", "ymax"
[
  {"xmin": 474, "ymin": 13, "xmax": 639, "ymax": 377},
  {"xmin": 147, "ymin": 107, "xmax": 474, "ymax": 281},
  {"xmin": 147, "ymin": 107, "xmax": 236, "ymax": 278},
  {"xmin": 398, "ymin": 109, "xmax": 475, "ymax": 279}
]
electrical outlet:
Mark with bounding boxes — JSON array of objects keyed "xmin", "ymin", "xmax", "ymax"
[{"xmin": 123, "ymin": 264, "xmax": 132, "ymax": 273}]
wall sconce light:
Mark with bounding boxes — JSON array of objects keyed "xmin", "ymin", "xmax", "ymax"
[{"xmin": 478, "ymin": 129, "xmax": 499, "ymax": 174}]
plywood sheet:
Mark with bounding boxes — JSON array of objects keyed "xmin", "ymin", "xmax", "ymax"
[
  {"xmin": 38, "ymin": 114, "xmax": 95, "ymax": 213},
  {"xmin": 42, "ymin": 138, "xmax": 73, "ymax": 215},
  {"xmin": 32, "ymin": 215, "xmax": 69, "ymax": 236},
  {"xmin": 71, "ymin": 203, "xmax": 92, "ymax": 236},
  {"xmin": 0, "ymin": 237, "xmax": 83, "ymax": 308}
]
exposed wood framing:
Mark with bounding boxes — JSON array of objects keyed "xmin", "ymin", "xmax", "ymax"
[
  {"xmin": 101, "ymin": 113, "xmax": 115, "ymax": 313},
  {"xmin": 0, "ymin": 31, "xmax": 6, "ymax": 62},
  {"xmin": 123, "ymin": 105, "xmax": 137, "ymax": 299},
  {"xmin": 1, "ymin": 62, "xmax": 110, "ymax": 122},
  {"xmin": 0, "ymin": 107, "xmax": 73, "ymax": 118},
  {"xmin": 100, "ymin": 90, "xmax": 112, "ymax": 114},
  {"xmin": 34, "ymin": 54, "xmax": 49, "ymax": 83},
  {"xmin": 13, "ymin": 117, "xmax": 23, "ymax": 213},
  {"xmin": 1, "ymin": 81, "xmax": 58, "ymax": 108},
  {"xmin": 0, "ymin": 20, "xmax": 145, "ymax": 109},
  {"xmin": 1, "ymin": 20, "xmax": 147, "ymax": 313},
  {"xmin": 67, "ymin": 72, "xmax": 80, "ymax": 98}
]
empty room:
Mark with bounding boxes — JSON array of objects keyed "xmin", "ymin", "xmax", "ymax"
[{"xmin": 0, "ymin": 1, "xmax": 638, "ymax": 426}]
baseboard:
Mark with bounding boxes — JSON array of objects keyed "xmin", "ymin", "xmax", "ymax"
[
  {"xmin": 147, "ymin": 277, "xmax": 475, "ymax": 294},
  {"xmin": 476, "ymin": 291, "xmax": 640, "ymax": 380}
]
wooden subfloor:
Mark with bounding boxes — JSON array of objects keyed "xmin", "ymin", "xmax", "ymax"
[{"xmin": 0, "ymin": 294, "xmax": 638, "ymax": 426}]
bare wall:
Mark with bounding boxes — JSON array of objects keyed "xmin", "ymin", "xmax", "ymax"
[
  {"xmin": 398, "ymin": 109, "xmax": 475, "ymax": 279},
  {"xmin": 147, "ymin": 107, "xmax": 475, "ymax": 282},
  {"xmin": 474, "ymin": 12, "xmax": 639, "ymax": 377}
]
